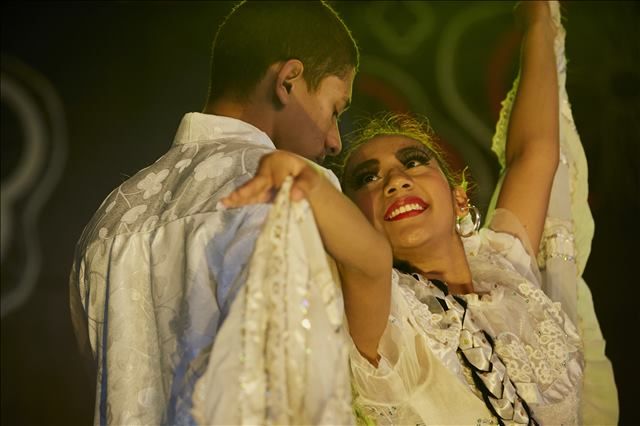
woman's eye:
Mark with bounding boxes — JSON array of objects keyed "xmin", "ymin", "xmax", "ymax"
[
  {"xmin": 361, "ymin": 174, "xmax": 378, "ymax": 184},
  {"xmin": 405, "ymin": 158, "xmax": 428, "ymax": 169},
  {"xmin": 401, "ymin": 151, "xmax": 431, "ymax": 169},
  {"xmin": 352, "ymin": 172, "xmax": 379, "ymax": 188}
]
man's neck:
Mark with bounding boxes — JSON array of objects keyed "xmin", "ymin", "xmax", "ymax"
[{"xmin": 203, "ymin": 98, "xmax": 275, "ymax": 138}]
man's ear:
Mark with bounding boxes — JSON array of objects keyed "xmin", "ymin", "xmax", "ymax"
[
  {"xmin": 274, "ymin": 59, "xmax": 304, "ymax": 105},
  {"xmin": 452, "ymin": 186, "xmax": 469, "ymax": 217}
]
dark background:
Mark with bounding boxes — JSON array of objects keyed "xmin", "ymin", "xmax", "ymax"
[{"xmin": 2, "ymin": 1, "xmax": 638, "ymax": 425}]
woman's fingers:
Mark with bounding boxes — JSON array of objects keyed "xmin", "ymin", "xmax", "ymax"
[
  {"xmin": 221, "ymin": 174, "xmax": 272, "ymax": 207},
  {"xmin": 221, "ymin": 151, "xmax": 321, "ymax": 207},
  {"xmin": 290, "ymin": 165, "xmax": 319, "ymax": 201}
]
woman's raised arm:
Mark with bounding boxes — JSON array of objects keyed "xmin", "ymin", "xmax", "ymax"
[{"xmin": 495, "ymin": 1, "xmax": 559, "ymax": 255}]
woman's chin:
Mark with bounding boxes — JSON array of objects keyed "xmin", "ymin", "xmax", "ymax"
[{"xmin": 389, "ymin": 231, "xmax": 433, "ymax": 254}]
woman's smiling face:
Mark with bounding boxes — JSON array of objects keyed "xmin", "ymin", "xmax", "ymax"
[{"xmin": 343, "ymin": 135, "xmax": 460, "ymax": 255}]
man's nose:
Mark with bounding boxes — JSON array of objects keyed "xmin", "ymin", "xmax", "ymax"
[{"xmin": 325, "ymin": 122, "xmax": 342, "ymax": 156}]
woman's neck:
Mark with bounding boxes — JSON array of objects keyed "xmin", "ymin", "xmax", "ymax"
[{"xmin": 397, "ymin": 235, "xmax": 473, "ymax": 294}]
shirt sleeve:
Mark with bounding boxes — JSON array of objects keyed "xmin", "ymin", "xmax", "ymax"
[{"xmin": 214, "ymin": 200, "xmax": 270, "ymax": 322}]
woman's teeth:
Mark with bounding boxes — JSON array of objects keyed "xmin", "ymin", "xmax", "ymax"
[{"xmin": 387, "ymin": 203, "xmax": 424, "ymax": 220}]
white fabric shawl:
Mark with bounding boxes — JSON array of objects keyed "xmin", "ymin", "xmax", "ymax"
[{"xmin": 192, "ymin": 178, "xmax": 354, "ymax": 425}]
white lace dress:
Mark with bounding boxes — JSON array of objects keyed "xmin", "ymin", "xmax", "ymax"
[{"xmin": 350, "ymin": 211, "xmax": 583, "ymax": 425}]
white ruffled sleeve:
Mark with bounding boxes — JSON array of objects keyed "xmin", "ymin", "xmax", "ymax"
[{"xmin": 349, "ymin": 272, "xmax": 430, "ymax": 407}]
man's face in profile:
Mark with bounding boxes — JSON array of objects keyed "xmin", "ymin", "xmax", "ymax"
[{"xmin": 275, "ymin": 69, "xmax": 354, "ymax": 163}]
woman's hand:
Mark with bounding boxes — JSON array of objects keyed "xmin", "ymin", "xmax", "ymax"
[
  {"xmin": 221, "ymin": 150, "xmax": 322, "ymax": 208},
  {"xmin": 514, "ymin": 1, "xmax": 556, "ymax": 36}
]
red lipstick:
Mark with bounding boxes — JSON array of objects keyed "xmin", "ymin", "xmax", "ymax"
[{"xmin": 384, "ymin": 196, "xmax": 429, "ymax": 221}]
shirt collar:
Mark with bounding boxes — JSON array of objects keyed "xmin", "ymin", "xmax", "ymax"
[
  {"xmin": 172, "ymin": 112, "xmax": 275, "ymax": 149},
  {"xmin": 172, "ymin": 112, "xmax": 342, "ymax": 190}
]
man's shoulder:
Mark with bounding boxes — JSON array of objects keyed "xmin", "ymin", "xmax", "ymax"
[{"xmin": 77, "ymin": 139, "xmax": 273, "ymax": 250}]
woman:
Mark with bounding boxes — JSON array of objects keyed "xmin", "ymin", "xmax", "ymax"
[
  {"xmin": 334, "ymin": 112, "xmax": 582, "ymax": 425},
  {"xmin": 200, "ymin": 1, "xmax": 607, "ymax": 425}
]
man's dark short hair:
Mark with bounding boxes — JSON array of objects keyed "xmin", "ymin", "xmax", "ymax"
[{"xmin": 208, "ymin": 0, "xmax": 359, "ymax": 102}]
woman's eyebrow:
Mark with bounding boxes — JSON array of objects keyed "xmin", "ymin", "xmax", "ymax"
[
  {"xmin": 347, "ymin": 158, "xmax": 379, "ymax": 176},
  {"xmin": 394, "ymin": 144, "xmax": 431, "ymax": 160}
]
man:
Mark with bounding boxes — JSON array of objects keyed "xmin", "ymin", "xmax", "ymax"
[{"xmin": 69, "ymin": 1, "xmax": 357, "ymax": 424}]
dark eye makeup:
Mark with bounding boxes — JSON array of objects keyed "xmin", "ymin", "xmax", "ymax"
[
  {"xmin": 395, "ymin": 146, "xmax": 432, "ymax": 168},
  {"xmin": 348, "ymin": 165, "xmax": 380, "ymax": 190},
  {"xmin": 345, "ymin": 144, "xmax": 433, "ymax": 191}
]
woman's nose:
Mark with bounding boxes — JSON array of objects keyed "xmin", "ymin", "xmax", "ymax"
[{"xmin": 384, "ymin": 170, "xmax": 413, "ymax": 196}]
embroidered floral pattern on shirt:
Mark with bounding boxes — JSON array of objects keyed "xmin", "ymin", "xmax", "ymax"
[{"xmin": 137, "ymin": 169, "xmax": 170, "ymax": 199}]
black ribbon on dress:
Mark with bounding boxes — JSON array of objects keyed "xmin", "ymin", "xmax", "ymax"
[{"xmin": 429, "ymin": 279, "xmax": 539, "ymax": 426}]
